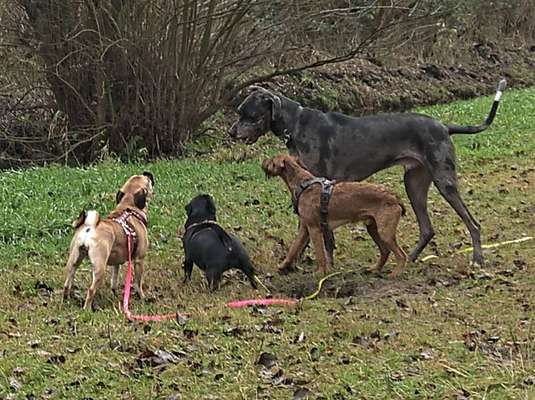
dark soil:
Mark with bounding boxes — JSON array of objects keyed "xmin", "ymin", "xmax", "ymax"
[
  {"xmin": 268, "ymin": 264, "xmax": 455, "ymax": 300},
  {"xmin": 267, "ymin": 255, "xmax": 526, "ymax": 301},
  {"xmin": 231, "ymin": 44, "xmax": 535, "ymax": 116}
]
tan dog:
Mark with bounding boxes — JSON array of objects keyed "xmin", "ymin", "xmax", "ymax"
[
  {"xmin": 63, "ymin": 172, "xmax": 154, "ymax": 310},
  {"xmin": 262, "ymin": 155, "xmax": 407, "ymax": 276}
]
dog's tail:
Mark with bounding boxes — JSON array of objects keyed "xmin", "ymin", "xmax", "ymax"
[
  {"xmin": 399, "ymin": 201, "xmax": 406, "ymax": 217},
  {"xmin": 447, "ymin": 79, "xmax": 507, "ymax": 135},
  {"xmin": 72, "ymin": 210, "xmax": 100, "ymax": 229},
  {"xmin": 392, "ymin": 193, "xmax": 407, "ymax": 217}
]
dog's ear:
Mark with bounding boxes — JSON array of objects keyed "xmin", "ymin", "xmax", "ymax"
[
  {"xmin": 134, "ymin": 190, "xmax": 147, "ymax": 210},
  {"xmin": 269, "ymin": 95, "xmax": 282, "ymax": 122},
  {"xmin": 295, "ymin": 157, "xmax": 306, "ymax": 169},
  {"xmin": 116, "ymin": 190, "xmax": 125, "ymax": 204},
  {"xmin": 206, "ymin": 196, "xmax": 217, "ymax": 217},
  {"xmin": 185, "ymin": 202, "xmax": 192, "ymax": 216},
  {"xmin": 142, "ymin": 171, "xmax": 155, "ymax": 186}
]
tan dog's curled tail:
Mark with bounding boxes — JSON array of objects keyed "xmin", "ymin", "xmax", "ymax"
[{"xmin": 72, "ymin": 210, "xmax": 100, "ymax": 229}]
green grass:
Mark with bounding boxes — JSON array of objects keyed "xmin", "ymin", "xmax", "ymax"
[{"xmin": 0, "ymin": 87, "xmax": 534, "ymax": 399}]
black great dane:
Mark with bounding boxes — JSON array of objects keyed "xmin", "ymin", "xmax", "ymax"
[{"xmin": 228, "ymin": 80, "xmax": 507, "ymax": 267}]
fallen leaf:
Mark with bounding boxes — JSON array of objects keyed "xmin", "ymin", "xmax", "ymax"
[
  {"xmin": 293, "ymin": 387, "xmax": 312, "ymax": 399},
  {"xmin": 309, "ymin": 347, "xmax": 321, "ymax": 362},
  {"xmin": 35, "ymin": 281, "xmax": 53, "ymax": 292},
  {"xmin": 137, "ymin": 349, "xmax": 179, "ymax": 368},
  {"xmin": 395, "ymin": 298, "xmax": 409, "ymax": 310},
  {"xmin": 47, "ymin": 355, "xmax": 66, "ymax": 365},
  {"xmin": 352, "ymin": 335, "xmax": 371, "ymax": 348},
  {"xmin": 9, "ymin": 377, "xmax": 22, "ymax": 391},
  {"xmin": 523, "ymin": 376, "xmax": 535, "ymax": 386},
  {"xmin": 370, "ymin": 330, "xmax": 381, "ymax": 341},
  {"xmin": 293, "ymin": 331, "xmax": 305, "ymax": 343},
  {"xmin": 418, "ymin": 349, "xmax": 438, "ymax": 360},
  {"xmin": 223, "ymin": 326, "xmax": 244, "ymax": 336},
  {"xmin": 257, "ymin": 352, "xmax": 277, "ymax": 369}
]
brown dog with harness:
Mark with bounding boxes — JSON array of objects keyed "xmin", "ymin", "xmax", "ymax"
[
  {"xmin": 262, "ymin": 155, "xmax": 407, "ymax": 276},
  {"xmin": 62, "ymin": 172, "xmax": 154, "ymax": 310}
]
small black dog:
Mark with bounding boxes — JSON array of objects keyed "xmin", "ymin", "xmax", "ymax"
[{"xmin": 182, "ymin": 194, "xmax": 258, "ymax": 290}]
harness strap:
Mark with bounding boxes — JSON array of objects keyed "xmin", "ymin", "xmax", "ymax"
[
  {"xmin": 292, "ymin": 177, "xmax": 337, "ymax": 258},
  {"xmin": 127, "ymin": 208, "xmax": 148, "ymax": 227},
  {"xmin": 319, "ymin": 182, "xmax": 336, "ymax": 257},
  {"xmin": 111, "ymin": 208, "xmax": 148, "ymax": 256},
  {"xmin": 183, "ymin": 220, "xmax": 233, "ymax": 252},
  {"xmin": 293, "ymin": 177, "xmax": 327, "ymax": 214}
]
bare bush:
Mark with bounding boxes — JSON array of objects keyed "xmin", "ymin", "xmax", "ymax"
[{"xmin": 0, "ymin": 0, "xmax": 534, "ymax": 166}]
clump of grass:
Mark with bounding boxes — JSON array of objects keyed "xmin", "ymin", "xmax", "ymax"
[{"xmin": 0, "ymin": 88, "xmax": 534, "ymax": 399}]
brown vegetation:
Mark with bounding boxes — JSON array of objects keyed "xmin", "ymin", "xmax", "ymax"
[{"xmin": 0, "ymin": 0, "xmax": 534, "ymax": 166}]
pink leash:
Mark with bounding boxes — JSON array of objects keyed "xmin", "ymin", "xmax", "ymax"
[
  {"xmin": 123, "ymin": 225, "xmax": 297, "ymax": 320},
  {"xmin": 123, "ymin": 233, "xmax": 187, "ymax": 322}
]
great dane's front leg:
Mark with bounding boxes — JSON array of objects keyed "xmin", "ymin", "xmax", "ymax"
[
  {"xmin": 404, "ymin": 166, "xmax": 435, "ymax": 261},
  {"xmin": 278, "ymin": 222, "xmax": 309, "ymax": 273}
]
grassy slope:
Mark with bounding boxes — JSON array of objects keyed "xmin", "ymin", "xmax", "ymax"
[{"xmin": 0, "ymin": 88, "xmax": 534, "ymax": 399}]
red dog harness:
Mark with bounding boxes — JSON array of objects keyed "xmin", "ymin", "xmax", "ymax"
[
  {"xmin": 112, "ymin": 208, "xmax": 147, "ymax": 238},
  {"xmin": 110, "ymin": 208, "xmax": 182, "ymax": 322},
  {"xmin": 111, "ymin": 208, "xmax": 147, "ymax": 255}
]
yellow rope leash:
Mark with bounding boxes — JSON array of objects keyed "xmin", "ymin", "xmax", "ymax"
[
  {"xmin": 254, "ymin": 275, "xmax": 271, "ymax": 293},
  {"xmin": 303, "ymin": 271, "xmax": 344, "ymax": 301},
  {"xmin": 304, "ymin": 236, "xmax": 534, "ymax": 300},
  {"xmin": 421, "ymin": 236, "xmax": 533, "ymax": 262},
  {"xmin": 253, "ymin": 236, "xmax": 533, "ymax": 303}
]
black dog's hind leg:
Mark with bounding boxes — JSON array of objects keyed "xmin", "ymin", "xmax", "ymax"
[
  {"xmin": 183, "ymin": 258, "xmax": 193, "ymax": 283},
  {"xmin": 432, "ymin": 167, "xmax": 483, "ymax": 266},
  {"xmin": 206, "ymin": 270, "xmax": 222, "ymax": 291},
  {"xmin": 237, "ymin": 255, "xmax": 258, "ymax": 289},
  {"xmin": 404, "ymin": 166, "xmax": 435, "ymax": 261}
]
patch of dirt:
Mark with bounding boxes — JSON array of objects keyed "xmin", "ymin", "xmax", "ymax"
[
  {"xmin": 228, "ymin": 44, "xmax": 535, "ymax": 116},
  {"xmin": 267, "ymin": 254, "xmax": 529, "ymax": 301},
  {"xmin": 268, "ymin": 264, "xmax": 456, "ymax": 300}
]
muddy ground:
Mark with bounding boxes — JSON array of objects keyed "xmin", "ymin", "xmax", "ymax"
[{"xmin": 228, "ymin": 44, "xmax": 535, "ymax": 116}]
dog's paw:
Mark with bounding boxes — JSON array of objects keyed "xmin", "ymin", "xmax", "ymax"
[
  {"xmin": 388, "ymin": 269, "xmax": 403, "ymax": 278},
  {"xmin": 277, "ymin": 265, "xmax": 295, "ymax": 275},
  {"xmin": 365, "ymin": 266, "xmax": 380, "ymax": 274},
  {"xmin": 469, "ymin": 260, "xmax": 483, "ymax": 269}
]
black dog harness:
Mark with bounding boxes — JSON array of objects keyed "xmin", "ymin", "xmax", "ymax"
[
  {"xmin": 111, "ymin": 208, "xmax": 148, "ymax": 255},
  {"xmin": 293, "ymin": 177, "xmax": 337, "ymax": 256},
  {"xmin": 183, "ymin": 220, "xmax": 233, "ymax": 252}
]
